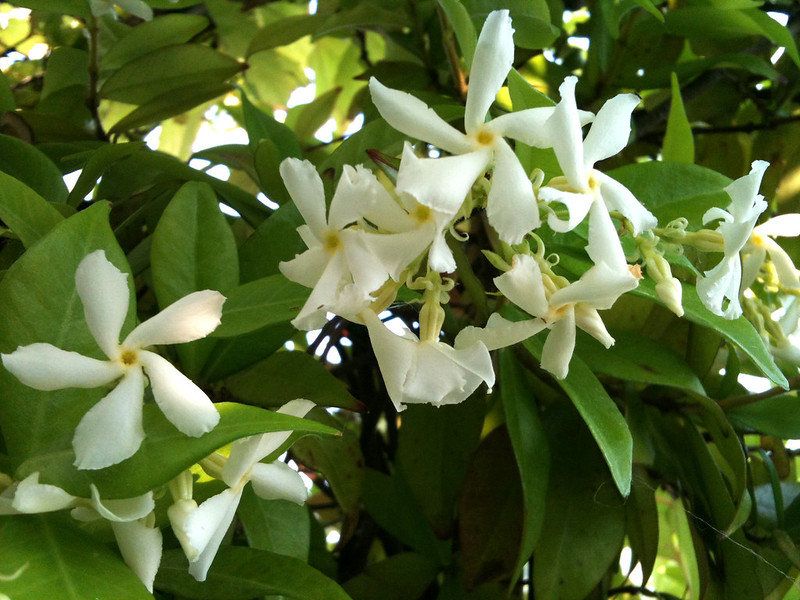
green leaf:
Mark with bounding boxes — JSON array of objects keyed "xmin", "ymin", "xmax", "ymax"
[
  {"xmin": 0, "ymin": 515, "xmax": 153, "ymax": 599},
  {"xmin": 314, "ymin": 4, "xmax": 412, "ymax": 37},
  {"xmin": 507, "ymin": 70, "xmax": 561, "ymax": 178},
  {"xmin": 0, "ymin": 203, "xmax": 135, "ymax": 462},
  {"xmin": 156, "ymin": 546, "xmax": 353, "ymax": 600},
  {"xmin": 631, "ymin": 0, "xmax": 663, "ymax": 22},
  {"xmin": 239, "ymin": 490, "xmax": 311, "ymax": 561},
  {"xmin": 246, "ymin": 13, "xmax": 327, "ymax": 56},
  {"xmin": 520, "ymin": 329, "xmax": 633, "ymax": 496},
  {"xmin": 533, "ymin": 401, "xmax": 626, "ymax": 600},
  {"xmin": 728, "ymin": 394, "xmax": 800, "ymax": 438},
  {"xmin": 0, "ymin": 134, "xmax": 68, "ymax": 203},
  {"xmin": 625, "ymin": 467, "xmax": 660, "ymax": 584},
  {"xmin": 575, "ymin": 329, "xmax": 706, "ymax": 394},
  {"xmin": 459, "ymin": 426, "xmax": 525, "ymax": 590},
  {"xmin": 211, "ymin": 274, "xmax": 308, "ymax": 337},
  {"xmin": 224, "ymin": 351, "xmax": 361, "ymax": 410},
  {"xmin": 0, "ymin": 171, "xmax": 64, "ymax": 248},
  {"xmin": 67, "ymin": 142, "xmax": 147, "ymax": 206},
  {"xmin": 242, "ymin": 91, "xmax": 302, "ymax": 158},
  {"xmin": 343, "ymin": 553, "xmax": 440, "ymax": 600},
  {"xmin": 395, "ymin": 395, "xmax": 485, "ymax": 538},
  {"xmin": 102, "ymin": 14, "xmax": 210, "ymax": 71},
  {"xmin": 438, "ymin": 0, "xmax": 477, "ymax": 68},
  {"xmin": 664, "ymin": 6, "xmax": 764, "ymax": 39},
  {"xmin": 41, "ymin": 48, "xmax": 89, "ymax": 102},
  {"xmin": 498, "ymin": 350, "xmax": 550, "ymax": 582},
  {"xmin": 238, "ymin": 201, "xmax": 305, "ymax": 282},
  {"xmin": 744, "ymin": 9, "xmax": 800, "ymax": 68},
  {"xmin": 0, "ymin": 70, "xmax": 14, "ymax": 112},
  {"xmin": 290, "ymin": 87, "xmax": 342, "ymax": 141},
  {"xmin": 16, "ymin": 402, "xmax": 339, "ymax": 499},
  {"xmin": 663, "ymin": 72, "xmax": 694, "ymax": 164},
  {"xmin": 100, "ymin": 44, "xmax": 242, "ymax": 105},
  {"xmin": 202, "ymin": 322, "xmax": 295, "ymax": 382},
  {"xmin": 9, "ymin": 1, "xmax": 90, "ymax": 18},
  {"xmin": 151, "ymin": 181, "xmax": 238, "ymax": 377}
]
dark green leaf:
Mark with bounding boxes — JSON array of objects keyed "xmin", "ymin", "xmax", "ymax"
[
  {"xmin": 0, "ymin": 134, "xmax": 68, "ymax": 203},
  {"xmin": 239, "ymin": 489, "xmax": 311, "ymax": 561},
  {"xmin": 728, "ymin": 394, "xmax": 800, "ymax": 438},
  {"xmin": 0, "ymin": 171, "xmax": 64, "ymax": 248},
  {"xmin": 438, "ymin": 0, "xmax": 477, "ymax": 67},
  {"xmin": 344, "ymin": 553, "xmax": 440, "ymax": 600},
  {"xmin": 247, "ymin": 13, "xmax": 327, "ymax": 55},
  {"xmin": 238, "ymin": 201, "xmax": 305, "ymax": 282}
]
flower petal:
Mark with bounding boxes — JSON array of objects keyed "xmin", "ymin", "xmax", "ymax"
[
  {"xmin": 361, "ymin": 226, "xmax": 436, "ymax": 282},
  {"xmin": 279, "ymin": 246, "xmax": 329, "ymax": 289},
  {"xmin": 755, "ymin": 214, "xmax": 800, "ymax": 238},
  {"xmin": 222, "ymin": 399, "xmax": 316, "ymax": 488},
  {"xmin": 574, "ymin": 304, "xmax": 614, "ymax": 348},
  {"xmin": 185, "ymin": 487, "xmax": 243, "ymax": 582},
  {"xmin": 369, "ymin": 78, "xmax": 473, "ymax": 154},
  {"xmin": 89, "ymin": 485, "xmax": 155, "ymax": 522},
  {"xmin": 2, "ymin": 343, "xmax": 122, "ymax": 391},
  {"xmin": 291, "ymin": 250, "xmax": 360, "ymax": 330},
  {"xmin": 486, "ymin": 138, "xmax": 540, "ymax": 244},
  {"xmin": 697, "ymin": 256, "xmax": 743, "ymax": 319},
  {"xmin": 361, "ymin": 309, "xmax": 417, "ymax": 411},
  {"xmin": 139, "ymin": 351, "xmax": 219, "ymax": 437},
  {"xmin": 279, "ymin": 158, "xmax": 327, "ymax": 239},
  {"xmin": 249, "ymin": 461, "xmax": 308, "ymax": 504},
  {"xmin": 124, "ymin": 290, "xmax": 225, "ymax": 348},
  {"xmin": 11, "ymin": 472, "xmax": 78, "ymax": 513},
  {"xmin": 464, "ymin": 9, "xmax": 514, "ymax": 133},
  {"xmin": 540, "ymin": 309, "xmax": 575, "ymax": 380},
  {"xmin": 493, "ymin": 254, "xmax": 549, "ymax": 318},
  {"xmin": 428, "ymin": 230, "xmax": 457, "ymax": 274},
  {"xmin": 585, "ymin": 199, "xmax": 627, "ymax": 272},
  {"xmin": 488, "ymin": 106, "xmax": 558, "ymax": 147},
  {"xmin": 764, "ymin": 237, "xmax": 800, "ymax": 289},
  {"xmin": 72, "ymin": 367, "xmax": 146, "ymax": 470},
  {"xmin": 340, "ymin": 229, "xmax": 395, "ymax": 294},
  {"xmin": 546, "ymin": 76, "xmax": 588, "ymax": 192},
  {"xmin": 550, "ymin": 262, "xmax": 637, "ymax": 311},
  {"xmin": 455, "ymin": 313, "xmax": 546, "ymax": 351},
  {"xmin": 75, "ymin": 250, "xmax": 129, "ymax": 359},
  {"xmin": 539, "ymin": 187, "xmax": 592, "ymax": 233},
  {"xmin": 111, "ymin": 519, "xmax": 162, "ymax": 593},
  {"xmin": 582, "ymin": 93, "xmax": 639, "ymax": 169},
  {"xmin": 594, "ymin": 171, "xmax": 657, "ymax": 235}
]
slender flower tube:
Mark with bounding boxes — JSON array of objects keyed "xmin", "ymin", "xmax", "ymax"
[{"xmin": 1, "ymin": 250, "xmax": 224, "ymax": 470}]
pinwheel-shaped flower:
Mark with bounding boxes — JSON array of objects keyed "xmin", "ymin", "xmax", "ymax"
[
  {"xmin": 168, "ymin": 399, "xmax": 314, "ymax": 582},
  {"xmin": 369, "ymin": 10, "xmax": 568, "ymax": 244},
  {"xmin": 697, "ymin": 161, "xmax": 769, "ymax": 319},
  {"xmin": 1, "ymin": 250, "xmax": 224, "ymax": 470},
  {"xmin": 539, "ymin": 76, "xmax": 657, "ymax": 240}
]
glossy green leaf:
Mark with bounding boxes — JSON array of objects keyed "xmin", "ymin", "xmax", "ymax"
[
  {"xmin": 156, "ymin": 546, "xmax": 353, "ymax": 600},
  {"xmin": 498, "ymin": 350, "xmax": 550, "ymax": 582},
  {"xmin": 0, "ymin": 171, "xmax": 64, "ymax": 248},
  {"xmin": 534, "ymin": 402, "xmax": 626, "ymax": 600},
  {"xmin": 0, "ymin": 203, "xmax": 135, "ymax": 462},
  {"xmin": 66, "ymin": 142, "xmax": 147, "ymax": 206},
  {"xmin": 211, "ymin": 274, "xmax": 308, "ymax": 337},
  {"xmin": 40, "ymin": 48, "xmax": 89, "ymax": 101},
  {"xmin": 242, "ymin": 91, "xmax": 302, "ymax": 158},
  {"xmin": 102, "ymin": 14, "xmax": 210, "ymax": 71},
  {"xmin": 438, "ymin": 0, "xmax": 477, "ymax": 68},
  {"xmin": 239, "ymin": 490, "xmax": 311, "ymax": 561},
  {"xmin": 224, "ymin": 350, "xmax": 361, "ymax": 410},
  {"xmin": 238, "ymin": 201, "xmax": 305, "ymax": 282},
  {"xmin": 246, "ymin": 13, "xmax": 327, "ymax": 56},
  {"xmin": 0, "ymin": 515, "xmax": 152, "ymax": 599},
  {"xmin": 727, "ymin": 394, "xmax": 800, "ymax": 438},
  {"xmin": 202, "ymin": 322, "xmax": 296, "ymax": 382},
  {"xmin": 100, "ymin": 44, "xmax": 242, "ymax": 105},
  {"xmin": 290, "ymin": 87, "xmax": 342, "ymax": 141},
  {"xmin": 0, "ymin": 70, "xmax": 14, "ymax": 112},
  {"xmin": 314, "ymin": 4, "xmax": 411, "ymax": 36},
  {"xmin": 344, "ymin": 553, "xmax": 440, "ymax": 600},
  {"xmin": 744, "ymin": 9, "xmax": 800, "ymax": 67},
  {"xmin": 16, "ymin": 402, "xmax": 339, "ymax": 499},
  {"xmin": 0, "ymin": 134, "xmax": 68, "ymax": 203},
  {"xmin": 665, "ymin": 6, "xmax": 763, "ymax": 39},
  {"xmin": 663, "ymin": 72, "xmax": 694, "ymax": 164},
  {"xmin": 520, "ymin": 332, "xmax": 633, "ymax": 497},
  {"xmin": 625, "ymin": 467, "xmax": 660, "ymax": 584}
]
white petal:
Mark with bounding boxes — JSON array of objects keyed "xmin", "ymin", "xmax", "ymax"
[
  {"xmin": 540, "ymin": 309, "xmax": 575, "ymax": 380},
  {"xmin": 486, "ymin": 138, "xmax": 540, "ymax": 244},
  {"xmin": 12, "ymin": 472, "xmax": 78, "ymax": 513},
  {"xmin": 340, "ymin": 229, "xmax": 394, "ymax": 294},
  {"xmin": 396, "ymin": 143, "xmax": 489, "ymax": 216},
  {"xmin": 90, "ymin": 485, "xmax": 155, "ymax": 522},
  {"xmin": 764, "ymin": 237, "xmax": 800, "ymax": 289},
  {"xmin": 279, "ymin": 158, "xmax": 327, "ymax": 239},
  {"xmin": 361, "ymin": 309, "xmax": 417, "ymax": 411},
  {"xmin": 249, "ymin": 461, "xmax": 308, "ymax": 504},
  {"xmin": 369, "ymin": 78, "xmax": 473, "ymax": 154},
  {"xmin": 594, "ymin": 171, "xmax": 657, "ymax": 235},
  {"xmin": 697, "ymin": 256, "xmax": 743, "ymax": 319},
  {"xmin": 139, "ymin": 351, "xmax": 219, "ymax": 437},
  {"xmin": 493, "ymin": 254, "xmax": 549, "ymax": 317},
  {"xmin": 546, "ymin": 76, "xmax": 588, "ymax": 191},
  {"xmin": 539, "ymin": 187, "xmax": 593, "ymax": 233},
  {"xmin": 111, "ymin": 519, "xmax": 162, "ymax": 593},
  {"xmin": 72, "ymin": 367, "xmax": 145, "ymax": 470},
  {"xmin": 291, "ymin": 251, "xmax": 356, "ymax": 330},
  {"xmin": 184, "ymin": 487, "xmax": 243, "ymax": 582},
  {"xmin": 279, "ymin": 246, "xmax": 329, "ymax": 289},
  {"xmin": 2, "ymin": 343, "xmax": 122, "ymax": 391},
  {"xmin": 488, "ymin": 107, "xmax": 557, "ymax": 147},
  {"xmin": 741, "ymin": 246, "xmax": 767, "ymax": 291},
  {"xmin": 168, "ymin": 498, "xmax": 200, "ymax": 561},
  {"xmin": 585, "ymin": 200, "xmax": 627, "ymax": 271},
  {"xmin": 464, "ymin": 9, "xmax": 514, "ymax": 133},
  {"xmin": 702, "ymin": 206, "xmax": 733, "ymax": 226},
  {"xmin": 455, "ymin": 313, "xmax": 546, "ymax": 352},
  {"xmin": 428, "ymin": 231, "xmax": 457, "ymax": 273},
  {"xmin": 574, "ymin": 304, "xmax": 615, "ymax": 348},
  {"xmin": 222, "ymin": 399, "xmax": 316, "ymax": 488},
  {"xmin": 726, "ymin": 160, "xmax": 769, "ymax": 220},
  {"xmin": 582, "ymin": 93, "xmax": 639, "ymax": 169},
  {"xmin": 655, "ymin": 277, "xmax": 684, "ymax": 317},
  {"xmin": 124, "ymin": 290, "xmax": 225, "ymax": 348},
  {"xmin": 755, "ymin": 214, "xmax": 800, "ymax": 238},
  {"xmin": 75, "ymin": 250, "xmax": 129, "ymax": 359},
  {"xmin": 362, "ymin": 226, "xmax": 436, "ymax": 281},
  {"xmin": 550, "ymin": 262, "xmax": 637, "ymax": 311}
]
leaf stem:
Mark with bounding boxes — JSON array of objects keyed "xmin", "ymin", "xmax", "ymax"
[{"xmin": 717, "ymin": 375, "xmax": 800, "ymax": 411}]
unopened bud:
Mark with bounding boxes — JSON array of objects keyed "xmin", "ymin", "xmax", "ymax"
[{"xmin": 656, "ymin": 277, "xmax": 684, "ymax": 317}]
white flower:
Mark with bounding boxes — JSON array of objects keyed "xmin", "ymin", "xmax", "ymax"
[
  {"xmin": 168, "ymin": 399, "xmax": 315, "ymax": 582},
  {"xmin": 0, "ymin": 472, "xmax": 162, "ymax": 592},
  {"xmin": 741, "ymin": 214, "xmax": 800, "ymax": 291},
  {"xmin": 360, "ymin": 309, "xmax": 495, "ymax": 411},
  {"xmin": 278, "ymin": 158, "xmax": 432, "ymax": 329},
  {"xmin": 1, "ymin": 250, "xmax": 224, "ymax": 470},
  {"xmin": 697, "ymin": 161, "xmax": 769, "ymax": 319},
  {"xmin": 539, "ymin": 76, "xmax": 657, "ymax": 239},
  {"xmin": 369, "ymin": 10, "xmax": 568, "ymax": 244}
]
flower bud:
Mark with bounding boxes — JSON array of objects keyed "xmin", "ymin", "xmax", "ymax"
[{"xmin": 656, "ymin": 277, "xmax": 684, "ymax": 317}]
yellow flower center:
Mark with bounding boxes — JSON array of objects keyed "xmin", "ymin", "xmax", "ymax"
[
  {"xmin": 750, "ymin": 232, "xmax": 766, "ymax": 247},
  {"xmin": 120, "ymin": 349, "xmax": 138, "ymax": 366},
  {"xmin": 475, "ymin": 128, "xmax": 495, "ymax": 147},
  {"xmin": 410, "ymin": 203, "xmax": 432, "ymax": 224},
  {"xmin": 322, "ymin": 230, "xmax": 342, "ymax": 253}
]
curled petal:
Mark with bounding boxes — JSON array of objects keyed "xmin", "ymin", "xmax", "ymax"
[
  {"xmin": 279, "ymin": 158, "xmax": 327, "ymax": 239},
  {"xmin": 487, "ymin": 138, "xmax": 540, "ymax": 244},
  {"xmin": 764, "ymin": 237, "xmax": 800, "ymax": 289},
  {"xmin": 124, "ymin": 290, "xmax": 225, "ymax": 348},
  {"xmin": 726, "ymin": 160, "xmax": 769, "ymax": 221},
  {"xmin": 455, "ymin": 313, "xmax": 546, "ymax": 352},
  {"xmin": 249, "ymin": 461, "xmax": 308, "ymax": 504},
  {"xmin": 139, "ymin": 351, "xmax": 219, "ymax": 437},
  {"xmin": 741, "ymin": 246, "xmax": 767, "ymax": 292},
  {"xmin": 697, "ymin": 256, "xmax": 743, "ymax": 319},
  {"xmin": 75, "ymin": 250, "xmax": 130, "ymax": 359},
  {"xmin": 493, "ymin": 254, "xmax": 549, "ymax": 318},
  {"xmin": 72, "ymin": 367, "xmax": 146, "ymax": 470},
  {"xmin": 279, "ymin": 246, "xmax": 329, "ymax": 289},
  {"xmin": 291, "ymin": 251, "xmax": 356, "ymax": 330},
  {"xmin": 185, "ymin": 487, "xmax": 243, "ymax": 582},
  {"xmin": 550, "ymin": 262, "xmax": 637, "ymax": 311},
  {"xmin": 2, "ymin": 343, "xmax": 122, "ymax": 391},
  {"xmin": 362, "ymin": 226, "xmax": 436, "ymax": 282},
  {"xmin": 540, "ymin": 309, "xmax": 576, "ymax": 380},
  {"xmin": 464, "ymin": 9, "xmax": 514, "ymax": 133},
  {"xmin": 574, "ymin": 304, "xmax": 614, "ymax": 348},
  {"xmin": 340, "ymin": 229, "xmax": 396, "ymax": 294},
  {"xmin": 111, "ymin": 519, "xmax": 162, "ymax": 593},
  {"xmin": 428, "ymin": 231, "xmax": 457, "ymax": 274},
  {"xmin": 546, "ymin": 76, "xmax": 588, "ymax": 192},
  {"xmin": 12, "ymin": 472, "xmax": 78, "ymax": 513},
  {"xmin": 594, "ymin": 170, "xmax": 657, "ymax": 235},
  {"xmin": 539, "ymin": 187, "xmax": 593, "ymax": 233},
  {"xmin": 89, "ymin": 485, "xmax": 155, "ymax": 522},
  {"xmin": 582, "ymin": 93, "xmax": 640, "ymax": 169}
]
